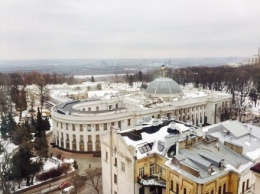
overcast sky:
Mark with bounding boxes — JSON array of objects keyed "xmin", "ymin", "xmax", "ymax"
[{"xmin": 0, "ymin": 0, "xmax": 260, "ymax": 60}]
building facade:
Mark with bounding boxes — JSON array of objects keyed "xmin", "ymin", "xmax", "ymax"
[
  {"xmin": 51, "ymin": 78, "xmax": 231, "ymax": 153},
  {"xmin": 101, "ymin": 120, "xmax": 253, "ymax": 194}
]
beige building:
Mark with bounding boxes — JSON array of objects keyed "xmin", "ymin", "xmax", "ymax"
[{"xmin": 101, "ymin": 120, "xmax": 253, "ymax": 194}]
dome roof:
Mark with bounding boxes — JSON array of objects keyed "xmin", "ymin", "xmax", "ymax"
[{"xmin": 145, "ymin": 78, "xmax": 182, "ymax": 98}]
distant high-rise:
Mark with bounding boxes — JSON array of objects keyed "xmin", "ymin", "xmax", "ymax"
[{"xmin": 248, "ymin": 47, "xmax": 260, "ymax": 64}]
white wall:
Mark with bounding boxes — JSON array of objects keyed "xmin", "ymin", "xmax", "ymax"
[{"xmin": 101, "ymin": 130, "xmax": 135, "ymax": 194}]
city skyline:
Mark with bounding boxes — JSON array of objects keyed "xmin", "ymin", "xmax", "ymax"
[{"xmin": 1, "ymin": 0, "xmax": 260, "ymax": 60}]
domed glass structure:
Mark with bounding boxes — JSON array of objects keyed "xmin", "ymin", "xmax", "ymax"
[{"xmin": 145, "ymin": 77, "xmax": 182, "ymax": 98}]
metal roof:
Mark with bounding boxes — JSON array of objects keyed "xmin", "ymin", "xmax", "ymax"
[
  {"xmin": 180, "ymin": 150, "xmax": 212, "ymax": 169},
  {"xmin": 222, "ymin": 120, "xmax": 249, "ymax": 138}
]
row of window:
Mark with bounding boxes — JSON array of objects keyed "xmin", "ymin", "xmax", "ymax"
[
  {"xmin": 205, "ymin": 183, "xmax": 226, "ymax": 194},
  {"xmin": 81, "ymin": 103, "xmax": 119, "ymax": 112},
  {"xmin": 242, "ymin": 179, "xmax": 250, "ymax": 193},
  {"xmin": 175, "ymin": 105, "xmax": 206, "ymax": 114},
  {"xmin": 57, "ymin": 139, "xmax": 100, "ymax": 151},
  {"xmin": 57, "ymin": 133, "xmax": 100, "ymax": 143},
  {"xmin": 170, "ymin": 181, "xmax": 227, "ymax": 194},
  {"xmin": 114, "ymin": 157, "xmax": 125, "ymax": 172},
  {"xmin": 55, "ymin": 120, "xmax": 131, "ymax": 131}
]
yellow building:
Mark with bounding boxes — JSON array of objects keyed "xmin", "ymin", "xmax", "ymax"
[{"xmin": 102, "ymin": 120, "xmax": 253, "ymax": 194}]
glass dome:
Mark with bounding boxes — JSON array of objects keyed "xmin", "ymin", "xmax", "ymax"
[{"xmin": 145, "ymin": 77, "xmax": 182, "ymax": 98}]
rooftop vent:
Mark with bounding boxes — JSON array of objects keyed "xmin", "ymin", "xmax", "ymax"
[{"xmin": 222, "ymin": 130, "xmax": 229, "ymax": 137}]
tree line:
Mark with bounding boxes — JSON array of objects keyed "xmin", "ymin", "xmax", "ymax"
[
  {"xmin": 161, "ymin": 64, "xmax": 260, "ymax": 121},
  {"xmin": 0, "ymin": 108, "xmax": 50, "ymax": 193},
  {"xmin": 0, "ymin": 71, "xmax": 61, "ymax": 193}
]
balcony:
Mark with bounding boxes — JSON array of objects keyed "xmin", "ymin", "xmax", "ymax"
[{"xmin": 137, "ymin": 175, "xmax": 166, "ymax": 188}]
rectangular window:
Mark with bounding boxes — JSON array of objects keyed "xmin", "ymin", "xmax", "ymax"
[
  {"xmin": 242, "ymin": 181, "xmax": 245, "ymax": 193},
  {"xmin": 87, "ymin": 124, "xmax": 91, "ymax": 131},
  {"xmin": 80, "ymin": 135, "xmax": 83, "ymax": 142},
  {"xmin": 223, "ymin": 183, "xmax": 226, "ymax": 194},
  {"xmin": 104, "ymin": 123, "xmax": 107, "ymax": 130},
  {"xmin": 118, "ymin": 121, "xmax": 121, "ymax": 129},
  {"xmin": 246, "ymin": 179, "xmax": 250, "ymax": 190},
  {"xmin": 210, "ymin": 190, "xmax": 214, "ymax": 194},
  {"xmin": 170, "ymin": 180, "xmax": 174, "ymax": 191},
  {"xmin": 218, "ymin": 186, "xmax": 221, "ymax": 194},
  {"xmin": 66, "ymin": 123, "xmax": 68, "ymax": 130},
  {"xmin": 116, "ymin": 103, "xmax": 118, "ymax": 108},
  {"xmin": 121, "ymin": 162, "xmax": 125, "ymax": 172},
  {"xmin": 105, "ymin": 151, "xmax": 108, "ymax": 161},
  {"xmin": 56, "ymin": 121, "xmax": 58, "ymax": 127},
  {"xmin": 150, "ymin": 164, "xmax": 155, "ymax": 175},
  {"xmin": 114, "ymin": 174, "xmax": 117, "ymax": 184},
  {"xmin": 96, "ymin": 106, "xmax": 99, "ymax": 111},
  {"xmin": 114, "ymin": 158, "xmax": 117, "ymax": 167},
  {"xmin": 88, "ymin": 107, "xmax": 91, "ymax": 111},
  {"xmin": 87, "ymin": 142, "xmax": 92, "ymax": 151},
  {"xmin": 80, "ymin": 124, "xmax": 83, "ymax": 131},
  {"xmin": 73, "ymin": 134, "xmax": 76, "ymax": 141},
  {"xmin": 176, "ymin": 183, "xmax": 179, "ymax": 194},
  {"xmin": 139, "ymin": 167, "xmax": 144, "ymax": 177},
  {"xmin": 128, "ymin": 119, "xmax": 131, "ymax": 126},
  {"xmin": 111, "ymin": 122, "xmax": 114, "ymax": 126},
  {"xmin": 157, "ymin": 165, "xmax": 163, "ymax": 175},
  {"xmin": 96, "ymin": 124, "xmax": 99, "ymax": 131},
  {"xmin": 80, "ymin": 144, "xmax": 84, "ymax": 151},
  {"xmin": 61, "ymin": 122, "xmax": 63, "ymax": 129},
  {"xmin": 88, "ymin": 135, "xmax": 92, "ymax": 142},
  {"xmin": 72, "ymin": 142, "xmax": 76, "ymax": 150},
  {"xmin": 184, "ymin": 188, "xmax": 187, "ymax": 194},
  {"xmin": 72, "ymin": 124, "xmax": 75, "ymax": 131}
]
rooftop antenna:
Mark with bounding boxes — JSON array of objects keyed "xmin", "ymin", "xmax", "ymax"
[{"xmin": 161, "ymin": 64, "xmax": 165, "ymax": 78}]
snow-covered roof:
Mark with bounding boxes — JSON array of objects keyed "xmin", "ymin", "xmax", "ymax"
[{"xmin": 205, "ymin": 120, "xmax": 260, "ymax": 161}]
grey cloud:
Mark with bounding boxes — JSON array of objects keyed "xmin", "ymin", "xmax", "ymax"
[{"xmin": 0, "ymin": 0, "xmax": 260, "ymax": 59}]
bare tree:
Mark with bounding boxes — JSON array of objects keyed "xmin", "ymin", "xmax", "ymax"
[
  {"xmin": 34, "ymin": 74, "xmax": 49, "ymax": 113},
  {"xmin": 84, "ymin": 167, "xmax": 102, "ymax": 194}
]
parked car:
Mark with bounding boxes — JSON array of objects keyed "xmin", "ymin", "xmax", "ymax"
[
  {"xmin": 58, "ymin": 181, "xmax": 72, "ymax": 190},
  {"xmin": 61, "ymin": 186, "xmax": 75, "ymax": 194}
]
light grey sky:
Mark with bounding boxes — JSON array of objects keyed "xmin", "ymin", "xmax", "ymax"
[{"xmin": 0, "ymin": 0, "xmax": 260, "ymax": 59}]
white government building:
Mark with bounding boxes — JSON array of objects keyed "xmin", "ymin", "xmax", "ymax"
[{"xmin": 51, "ymin": 77, "xmax": 231, "ymax": 153}]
